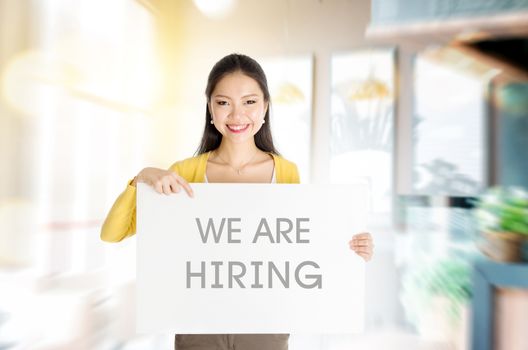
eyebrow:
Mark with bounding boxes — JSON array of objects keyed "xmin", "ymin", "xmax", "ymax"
[{"xmin": 213, "ymin": 94, "xmax": 260, "ymax": 99}]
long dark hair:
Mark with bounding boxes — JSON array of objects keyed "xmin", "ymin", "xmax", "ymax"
[{"xmin": 195, "ymin": 53, "xmax": 279, "ymax": 155}]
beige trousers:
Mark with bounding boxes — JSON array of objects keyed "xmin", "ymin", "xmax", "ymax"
[{"xmin": 174, "ymin": 334, "xmax": 289, "ymax": 350}]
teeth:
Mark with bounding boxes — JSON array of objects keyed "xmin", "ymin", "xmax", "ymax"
[{"xmin": 228, "ymin": 124, "xmax": 248, "ymax": 131}]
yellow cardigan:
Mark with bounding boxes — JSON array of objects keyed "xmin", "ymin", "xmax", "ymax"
[{"xmin": 100, "ymin": 151, "xmax": 300, "ymax": 243}]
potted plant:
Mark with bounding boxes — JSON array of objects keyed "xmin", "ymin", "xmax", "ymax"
[
  {"xmin": 401, "ymin": 257, "xmax": 472, "ymax": 345},
  {"xmin": 474, "ymin": 186, "xmax": 528, "ymax": 262}
]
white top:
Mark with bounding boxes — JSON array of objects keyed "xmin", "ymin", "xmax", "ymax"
[{"xmin": 204, "ymin": 168, "xmax": 276, "ymax": 183}]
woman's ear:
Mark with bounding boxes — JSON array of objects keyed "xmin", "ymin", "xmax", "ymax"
[{"xmin": 208, "ymin": 102, "xmax": 215, "ymax": 124}]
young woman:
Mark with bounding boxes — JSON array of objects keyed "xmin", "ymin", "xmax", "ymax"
[{"xmin": 101, "ymin": 53, "xmax": 374, "ymax": 350}]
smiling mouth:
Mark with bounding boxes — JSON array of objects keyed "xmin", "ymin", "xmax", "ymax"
[{"xmin": 227, "ymin": 124, "xmax": 250, "ymax": 133}]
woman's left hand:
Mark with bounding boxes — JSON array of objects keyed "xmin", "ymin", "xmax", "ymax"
[{"xmin": 349, "ymin": 232, "xmax": 374, "ymax": 261}]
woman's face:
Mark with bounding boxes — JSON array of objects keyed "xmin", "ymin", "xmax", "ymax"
[{"xmin": 209, "ymin": 71, "xmax": 268, "ymax": 145}]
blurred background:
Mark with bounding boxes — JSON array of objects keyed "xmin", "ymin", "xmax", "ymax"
[{"xmin": 0, "ymin": 0, "xmax": 527, "ymax": 349}]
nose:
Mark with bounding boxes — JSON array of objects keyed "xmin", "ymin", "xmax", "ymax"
[{"xmin": 229, "ymin": 102, "xmax": 245, "ymax": 120}]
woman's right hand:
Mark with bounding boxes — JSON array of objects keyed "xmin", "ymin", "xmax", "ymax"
[{"xmin": 132, "ymin": 167, "xmax": 194, "ymax": 197}]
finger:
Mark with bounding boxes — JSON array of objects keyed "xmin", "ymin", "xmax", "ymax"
[
  {"xmin": 171, "ymin": 172, "xmax": 194, "ymax": 197},
  {"xmin": 353, "ymin": 236, "xmax": 372, "ymax": 242},
  {"xmin": 165, "ymin": 175, "xmax": 180, "ymax": 193},
  {"xmin": 176, "ymin": 177, "xmax": 194, "ymax": 198},
  {"xmin": 167, "ymin": 173, "xmax": 179, "ymax": 191},
  {"xmin": 353, "ymin": 232, "xmax": 371, "ymax": 239},
  {"xmin": 170, "ymin": 172, "xmax": 180, "ymax": 183},
  {"xmin": 162, "ymin": 179, "xmax": 172, "ymax": 195},
  {"xmin": 169, "ymin": 182, "xmax": 181, "ymax": 193},
  {"xmin": 349, "ymin": 238, "xmax": 372, "ymax": 246},
  {"xmin": 350, "ymin": 241, "xmax": 371, "ymax": 247},
  {"xmin": 154, "ymin": 180, "xmax": 163, "ymax": 194},
  {"xmin": 352, "ymin": 246, "xmax": 371, "ymax": 254}
]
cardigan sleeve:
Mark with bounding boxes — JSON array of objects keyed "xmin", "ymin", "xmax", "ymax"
[
  {"xmin": 291, "ymin": 163, "xmax": 300, "ymax": 184},
  {"xmin": 100, "ymin": 156, "xmax": 202, "ymax": 243},
  {"xmin": 100, "ymin": 180, "xmax": 138, "ymax": 242}
]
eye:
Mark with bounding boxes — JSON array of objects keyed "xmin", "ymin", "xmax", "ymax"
[
  {"xmin": 245, "ymin": 99, "xmax": 257, "ymax": 105},
  {"xmin": 216, "ymin": 100, "xmax": 228, "ymax": 106}
]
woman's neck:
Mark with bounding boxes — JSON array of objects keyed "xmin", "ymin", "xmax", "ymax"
[{"xmin": 214, "ymin": 140, "xmax": 261, "ymax": 167}]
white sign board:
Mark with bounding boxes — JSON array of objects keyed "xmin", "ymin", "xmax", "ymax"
[{"xmin": 137, "ymin": 183, "xmax": 367, "ymax": 334}]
